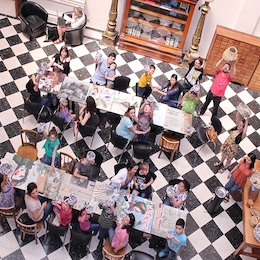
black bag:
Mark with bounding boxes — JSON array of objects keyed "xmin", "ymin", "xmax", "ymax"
[{"xmin": 46, "ymin": 26, "xmax": 59, "ymax": 41}]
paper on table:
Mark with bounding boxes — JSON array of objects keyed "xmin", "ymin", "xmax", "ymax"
[{"xmin": 63, "ymin": 14, "xmax": 71, "ymax": 21}]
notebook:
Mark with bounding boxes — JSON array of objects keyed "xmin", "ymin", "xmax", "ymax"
[{"xmin": 56, "ymin": 10, "xmax": 66, "ymax": 27}]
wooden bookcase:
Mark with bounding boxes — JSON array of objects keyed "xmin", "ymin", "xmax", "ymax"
[
  {"xmin": 118, "ymin": 0, "xmax": 197, "ymax": 64},
  {"xmin": 204, "ymin": 25, "xmax": 260, "ymax": 91}
]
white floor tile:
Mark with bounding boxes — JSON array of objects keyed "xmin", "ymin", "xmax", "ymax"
[{"xmin": 188, "ymin": 229, "xmax": 211, "ymax": 253}]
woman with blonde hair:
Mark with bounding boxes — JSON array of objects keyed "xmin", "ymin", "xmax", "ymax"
[
  {"xmin": 116, "ymin": 106, "xmax": 149, "ymax": 141},
  {"xmin": 54, "ymin": 7, "xmax": 85, "ymax": 44}
]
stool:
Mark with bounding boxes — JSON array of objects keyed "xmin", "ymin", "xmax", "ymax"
[{"xmin": 102, "ymin": 238, "xmax": 127, "ymax": 260}]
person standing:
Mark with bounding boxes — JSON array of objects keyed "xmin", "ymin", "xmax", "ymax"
[
  {"xmin": 197, "ymin": 58, "xmax": 236, "ymax": 117},
  {"xmin": 182, "ymin": 57, "xmax": 204, "ymax": 92},
  {"xmin": 91, "ymin": 53, "xmax": 116, "ymax": 86}
]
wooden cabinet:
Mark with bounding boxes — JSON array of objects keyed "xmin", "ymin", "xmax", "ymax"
[
  {"xmin": 204, "ymin": 25, "xmax": 260, "ymax": 91},
  {"xmin": 118, "ymin": 0, "xmax": 197, "ymax": 64}
]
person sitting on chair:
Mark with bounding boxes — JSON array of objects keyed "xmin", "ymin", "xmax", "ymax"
[
  {"xmin": 132, "ymin": 162, "xmax": 155, "ymax": 198},
  {"xmin": 54, "ymin": 7, "xmax": 85, "ymax": 44},
  {"xmin": 152, "ymin": 74, "xmax": 182, "ymax": 108},
  {"xmin": 110, "ymin": 161, "xmax": 138, "ymax": 194},
  {"xmin": 73, "ymin": 151, "xmax": 96, "ymax": 181},
  {"xmin": 116, "ymin": 106, "xmax": 149, "ymax": 141},
  {"xmin": 47, "ymin": 46, "xmax": 71, "ymax": 76},
  {"xmin": 91, "ymin": 52, "xmax": 116, "ymax": 86},
  {"xmin": 163, "ymin": 180, "xmax": 190, "ymax": 209}
]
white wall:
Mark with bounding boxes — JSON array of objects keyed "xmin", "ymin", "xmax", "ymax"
[
  {"xmin": 36, "ymin": 0, "xmax": 260, "ymax": 58},
  {"xmin": 184, "ymin": 0, "xmax": 260, "ymax": 58}
]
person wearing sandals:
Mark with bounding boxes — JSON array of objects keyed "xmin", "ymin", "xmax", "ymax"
[
  {"xmin": 54, "ymin": 7, "xmax": 85, "ymax": 44},
  {"xmin": 223, "ymin": 153, "xmax": 256, "ymax": 203},
  {"xmin": 214, "ymin": 111, "xmax": 249, "ymax": 173}
]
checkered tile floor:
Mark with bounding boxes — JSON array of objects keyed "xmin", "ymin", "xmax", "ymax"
[{"xmin": 1, "ymin": 14, "xmax": 260, "ymax": 260}]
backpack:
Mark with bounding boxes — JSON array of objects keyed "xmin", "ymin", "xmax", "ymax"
[{"xmin": 206, "ymin": 126, "xmax": 218, "ymax": 143}]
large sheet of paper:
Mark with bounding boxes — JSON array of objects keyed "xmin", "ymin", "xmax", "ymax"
[
  {"xmin": 151, "ymin": 203, "xmax": 187, "ymax": 237},
  {"xmin": 89, "ymin": 182, "xmax": 155, "ymax": 233},
  {"xmin": 39, "ymin": 71, "xmax": 64, "ymax": 95},
  {"xmin": 56, "ymin": 174, "xmax": 95, "ymax": 210},
  {"xmin": 58, "ymin": 76, "xmax": 90, "ymax": 104},
  {"xmin": 152, "ymin": 101, "xmax": 192, "ymax": 134}
]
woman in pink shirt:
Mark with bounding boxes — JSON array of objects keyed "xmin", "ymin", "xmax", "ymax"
[{"xmin": 108, "ymin": 213, "xmax": 135, "ymax": 253}]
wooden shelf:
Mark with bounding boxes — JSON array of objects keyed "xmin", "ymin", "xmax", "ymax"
[
  {"xmin": 205, "ymin": 25, "xmax": 260, "ymax": 91},
  {"xmin": 127, "ymin": 17, "xmax": 184, "ymax": 36},
  {"xmin": 119, "ymin": 0, "xmax": 196, "ymax": 65}
]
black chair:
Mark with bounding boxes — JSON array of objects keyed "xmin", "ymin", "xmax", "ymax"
[
  {"xmin": 63, "ymin": 12, "xmax": 87, "ymax": 46},
  {"xmin": 131, "ymin": 250, "xmax": 154, "ymax": 260},
  {"xmin": 23, "ymin": 98, "xmax": 47, "ymax": 123},
  {"xmin": 77, "ymin": 125, "xmax": 97, "ymax": 148},
  {"xmin": 108, "ymin": 130, "xmax": 131, "ymax": 163},
  {"xmin": 68, "ymin": 228, "xmax": 93, "ymax": 253},
  {"xmin": 85, "ymin": 149, "xmax": 103, "ymax": 181},
  {"xmin": 19, "ymin": 1, "xmax": 48, "ymax": 40},
  {"xmin": 113, "ymin": 76, "xmax": 130, "ymax": 92},
  {"xmin": 135, "ymin": 83, "xmax": 152, "ymax": 99},
  {"xmin": 48, "ymin": 112, "xmax": 70, "ymax": 141},
  {"xmin": 132, "ymin": 142, "xmax": 154, "ymax": 162},
  {"xmin": 114, "ymin": 162, "xmax": 126, "ymax": 175},
  {"xmin": 44, "ymin": 214, "xmax": 69, "ymax": 248}
]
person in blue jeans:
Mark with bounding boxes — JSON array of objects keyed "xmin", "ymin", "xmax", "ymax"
[{"xmin": 158, "ymin": 218, "xmax": 187, "ymax": 260}]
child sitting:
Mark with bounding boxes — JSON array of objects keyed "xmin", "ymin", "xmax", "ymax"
[
  {"xmin": 132, "ymin": 162, "xmax": 155, "ymax": 198},
  {"xmin": 78, "ymin": 206, "xmax": 100, "ymax": 234},
  {"xmin": 52, "ymin": 194, "xmax": 77, "ymax": 226},
  {"xmin": 73, "ymin": 151, "xmax": 96, "ymax": 181},
  {"xmin": 59, "ymin": 98, "xmax": 76, "ymax": 123},
  {"xmin": 158, "ymin": 218, "xmax": 187, "ymax": 260},
  {"xmin": 97, "ymin": 200, "xmax": 117, "ymax": 250},
  {"xmin": 105, "ymin": 62, "xmax": 117, "ymax": 89},
  {"xmin": 136, "ymin": 100, "xmax": 154, "ymax": 142}
]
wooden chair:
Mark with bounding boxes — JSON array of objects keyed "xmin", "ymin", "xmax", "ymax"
[
  {"xmin": 60, "ymin": 152, "xmax": 76, "ymax": 174},
  {"xmin": 17, "ymin": 129, "xmax": 38, "ymax": 161},
  {"xmin": 158, "ymin": 132, "xmax": 180, "ymax": 162},
  {"xmin": 102, "ymin": 238, "xmax": 127, "ymax": 260},
  {"xmin": 16, "ymin": 213, "xmax": 43, "ymax": 244},
  {"xmin": 0, "ymin": 206, "xmax": 20, "ymax": 227}
]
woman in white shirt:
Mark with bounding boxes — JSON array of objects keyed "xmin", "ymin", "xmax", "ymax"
[
  {"xmin": 110, "ymin": 162, "xmax": 138, "ymax": 193},
  {"xmin": 54, "ymin": 7, "xmax": 85, "ymax": 44}
]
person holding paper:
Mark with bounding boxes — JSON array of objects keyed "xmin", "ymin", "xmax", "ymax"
[{"xmin": 54, "ymin": 7, "xmax": 85, "ymax": 44}]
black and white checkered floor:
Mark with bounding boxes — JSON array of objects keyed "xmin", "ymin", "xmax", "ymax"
[{"xmin": 1, "ymin": 14, "xmax": 260, "ymax": 260}]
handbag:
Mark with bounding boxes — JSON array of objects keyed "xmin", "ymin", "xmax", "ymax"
[{"xmin": 46, "ymin": 26, "xmax": 59, "ymax": 42}]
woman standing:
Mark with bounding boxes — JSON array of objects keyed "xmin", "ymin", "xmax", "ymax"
[
  {"xmin": 163, "ymin": 180, "xmax": 190, "ymax": 209},
  {"xmin": 116, "ymin": 106, "xmax": 149, "ymax": 141},
  {"xmin": 48, "ymin": 46, "xmax": 71, "ymax": 76},
  {"xmin": 214, "ymin": 111, "xmax": 249, "ymax": 173},
  {"xmin": 152, "ymin": 74, "xmax": 182, "ymax": 108},
  {"xmin": 224, "ymin": 153, "xmax": 256, "ymax": 202},
  {"xmin": 25, "ymin": 182, "xmax": 53, "ymax": 222},
  {"xmin": 108, "ymin": 213, "xmax": 135, "ymax": 253},
  {"xmin": 110, "ymin": 161, "xmax": 138, "ymax": 193},
  {"xmin": 43, "ymin": 127, "xmax": 60, "ymax": 168}
]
